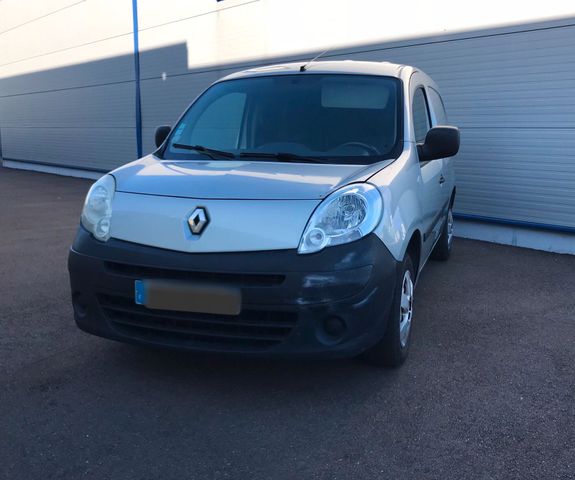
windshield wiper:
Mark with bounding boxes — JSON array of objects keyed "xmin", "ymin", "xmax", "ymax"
[
  {"xmin": 172, "ymin": 143, "xmax": 236, "ymax": 159},
  {"xmin": 239, "ymin": 152, "xmax": 324, "ymax": 164}
]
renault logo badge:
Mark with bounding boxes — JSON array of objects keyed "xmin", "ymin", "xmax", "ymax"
[{"xmin": 188, "ymin": 207, "xmax": 209, "ymax": 235}]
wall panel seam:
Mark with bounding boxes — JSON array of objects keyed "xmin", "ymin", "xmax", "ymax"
[{"xmin": 0, "ymin": 0, "xmax": 87, "ymax": 36}]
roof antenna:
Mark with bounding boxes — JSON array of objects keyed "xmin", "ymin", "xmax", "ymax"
[{"xmin": 299, "ymin": 47, "xmax": 331, "ymax": 72}]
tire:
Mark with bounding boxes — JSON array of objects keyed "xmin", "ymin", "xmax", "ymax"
[
  {"xmin": 430, "ymin": 206, "xmax": 454, "ymax": 261},
  {"xmin": 362, "ymin": 254, "xmax": 415, "ymax": 368}
]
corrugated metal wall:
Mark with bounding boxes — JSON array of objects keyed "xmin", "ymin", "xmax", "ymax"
[
  {"xmin": 344, "ymin": 24, "xmax": 575, "ymax": 230},
  {"xmin": 0, "ymin": 0, "xmax": 137, "ymax": 171},
  {"xmin": 1, "ymin": 1, "xmax": 574, "ymax": 230}
]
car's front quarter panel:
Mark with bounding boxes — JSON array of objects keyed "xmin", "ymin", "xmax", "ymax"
[{"xmin": 369, "ymin": 144, "xmax": 424, "ymax": 263}]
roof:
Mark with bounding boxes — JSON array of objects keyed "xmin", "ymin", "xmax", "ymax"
[{"xmin": 220, "ymin": 60, "xmax": 407, "ymax": 82}]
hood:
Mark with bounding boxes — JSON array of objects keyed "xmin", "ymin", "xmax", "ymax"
[{"xmin": 112, "ymin": 155, "xmax": 393, "ymax": 200}]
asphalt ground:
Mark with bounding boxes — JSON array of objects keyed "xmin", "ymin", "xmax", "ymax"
[{"xmin": 1, "ymin": 166, "xmax": 574, "ymax": 479}]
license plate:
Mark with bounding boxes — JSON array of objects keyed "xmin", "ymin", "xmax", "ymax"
[{"xmin": 135, "ymin": 279, "xmax": 241, "ymax": 315}]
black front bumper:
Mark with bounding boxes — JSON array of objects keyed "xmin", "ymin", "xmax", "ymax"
[{"xmin": 68, "ymin": 227, "xmax": 400, "ymax": 358}]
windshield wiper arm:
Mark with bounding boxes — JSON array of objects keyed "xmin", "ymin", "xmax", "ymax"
[
  {"xmin": 239, "ymin": 152, "xmax": 324, "ymax": 164},
  {"xmin": 172, "ymin": 143, "xmax": 236, "ymax": 159}
]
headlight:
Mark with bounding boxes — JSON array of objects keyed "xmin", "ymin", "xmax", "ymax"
[
  {"xmin": 298, "ymin": 183, "xmax": 383, "ymax": 254},
  {"xmin": 81, "ymin": 174, "xmax": 115, "ymax": 242}
]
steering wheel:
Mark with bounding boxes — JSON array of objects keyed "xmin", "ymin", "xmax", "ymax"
[{"xmin": 333, "ymin": 142, "xmax": 381, "ymax": 156}]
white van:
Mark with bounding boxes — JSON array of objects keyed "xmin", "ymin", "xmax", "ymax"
[{"xmin": 69, "ymin": 60, "xmax": 459, "ymax": 367}]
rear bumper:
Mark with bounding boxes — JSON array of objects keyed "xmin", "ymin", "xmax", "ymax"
[{"xmin": 68, "ymin": 227, "xmax": 400, "ymax": 358}]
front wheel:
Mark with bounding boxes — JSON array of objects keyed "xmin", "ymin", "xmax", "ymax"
[
  {"xmin": 431, "ymin": 207, "xmax": 454, "ymax": 261},
  {"xmin": 362, "ymin": 254, "xmax": 415, "ymax": 367}
]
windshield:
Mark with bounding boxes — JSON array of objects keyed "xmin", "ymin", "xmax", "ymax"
[{"xmin": 161, "ymin": 74, "xmax": 402, "ymax": 165}]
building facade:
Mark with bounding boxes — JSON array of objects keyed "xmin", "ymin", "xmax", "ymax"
[{"xmin": 1, "ymin": 0, "xmax": 574, "ymax": 250}]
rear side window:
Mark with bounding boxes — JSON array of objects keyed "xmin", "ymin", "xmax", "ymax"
[
  {"xmin": 427, "ymin": 88, "xmax": 448, "ymax": 125},
  {"xmin": 412, "ymin": 88, "xmax": 430, "ymax": 143}
]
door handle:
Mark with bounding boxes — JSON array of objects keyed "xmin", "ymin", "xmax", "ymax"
[{"xmin": 439, "ymin": 174, "xmax": 446, "ymax": 185}]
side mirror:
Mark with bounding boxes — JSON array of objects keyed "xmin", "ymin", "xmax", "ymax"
[
  {"xmin": 417, "ymin": 126, "xmax": 460, "ymax": 162},
  {"xmin": 155, "ymin": 125, "xmax": 171, "ymax": 148}
]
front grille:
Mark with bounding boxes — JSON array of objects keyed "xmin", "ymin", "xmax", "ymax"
[
  {"xmin": 98, "ymin": 294, "xmax": 297, "ymax": 350},
  {"xmin": 104, "ymin": 261, "xmax": 285, "ymax": 288}
]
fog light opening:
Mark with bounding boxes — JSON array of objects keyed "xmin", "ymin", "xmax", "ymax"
[{"xmin": 322, "ymin": 316, "xmax": 347, "ymax": 340}]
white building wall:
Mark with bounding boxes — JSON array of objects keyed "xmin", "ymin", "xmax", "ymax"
[{"xmin": 135, "ymin": 0, "xmax": 575, "ymax": 70}]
